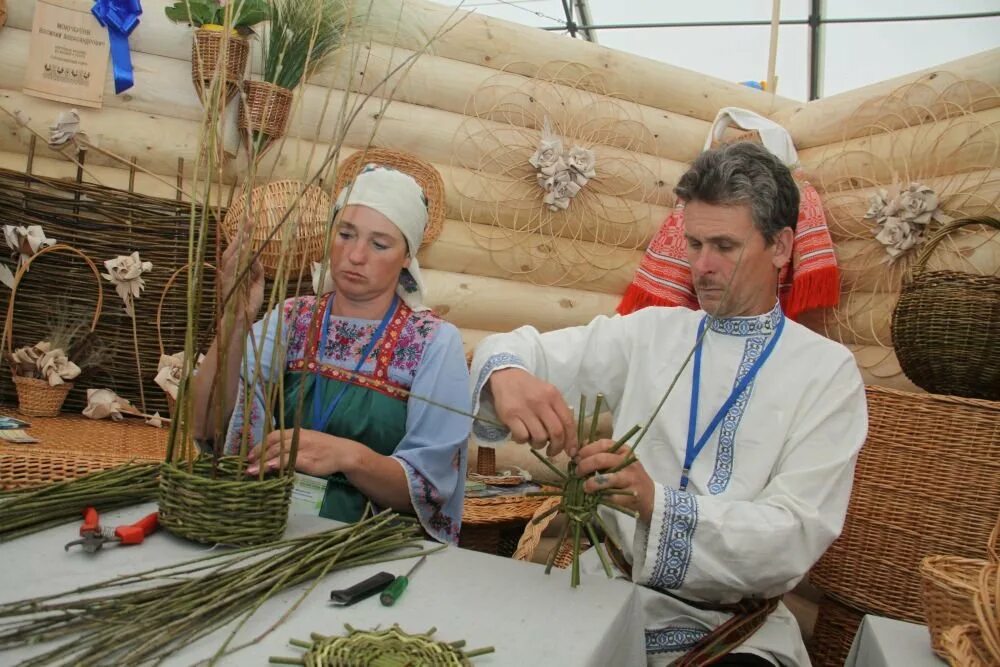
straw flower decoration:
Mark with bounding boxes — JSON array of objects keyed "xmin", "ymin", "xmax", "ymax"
[
  {"xmin": 864, "ymin": 181, "xmax": 953, "ymax": 261},
  {"xmin": 453, "ymin": 60, "xmax": 660, "ymax": 287},
  {"xmin": 1, "ymin": 224, "xmax": 56, "ymax": 288},
  {"xmin": 103, "ymin": 252, "xmax": 152, "ymax": 317},
  {"xmin": 10, "ymin": 341, "xmax": 81, "ymax": 386},
  {"xmin": 155, "ymin": 351, "xmax": 204, "ymax": 400},
  {"xmin": 82, "ymin": 387, "xmax": 139, "ymax": 421}
]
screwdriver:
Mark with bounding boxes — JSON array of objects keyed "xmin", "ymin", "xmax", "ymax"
[{"xmin": 379, "ymin": 555, "xmax": 427, "ymax": 607}]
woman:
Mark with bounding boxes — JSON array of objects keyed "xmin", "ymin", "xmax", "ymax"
[{"xmin": 193, "ymin": 165, "xmax": 470, "ymax": 544}]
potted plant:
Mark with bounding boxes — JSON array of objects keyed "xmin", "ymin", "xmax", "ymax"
[
  {"xmin": 241, "ymin": 0, "xmax": 349, "ymax": 155},
  {"xmin": 164, "ymin": 0, "xmax": 270, "ymax": 103}
]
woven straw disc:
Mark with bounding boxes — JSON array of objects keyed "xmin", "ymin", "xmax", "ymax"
[
  {"xmin": 294, "ymin": 626, "xmax": 476, "ymax": 666},
  {"xmin": 332, "ymin": 149, "xmax": 445, "ymax": 249},
  {"xmin": 221, "ymin": 180, "xmax": 331, "ymax": 278}
]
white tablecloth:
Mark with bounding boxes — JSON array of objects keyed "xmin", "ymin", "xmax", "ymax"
[
  {"xmin": 845, "ymin": 615, "xmax": 948, "ymax": 667},
  {"xmin": 0, "ymin": 503, "xmax": 645, "ymax": 666}
]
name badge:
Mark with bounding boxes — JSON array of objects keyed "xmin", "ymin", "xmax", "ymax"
[{"xmin": 290, "ymin": 473, "xmax": 327, "ymax": 516}]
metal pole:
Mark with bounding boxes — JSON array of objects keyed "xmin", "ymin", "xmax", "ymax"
[
  {"xmin": 560, "ymin": 0, "xmax": 578, "ymax": 38},
  {"xmin": 807, "ymin": 0, "xmax": 824, "ymax": 100},
  {"xmin": 574, "ymin": 0, "xmax": 598, "ymax": 43}
]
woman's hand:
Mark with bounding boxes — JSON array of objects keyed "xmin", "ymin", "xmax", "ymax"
[
  {"xmin": 574, "ymin": 438, "xmax": 655, "ymax": 525},
  {"xmin": 246, "ymin": 429, "xmax": 363, "ymax": 477}
]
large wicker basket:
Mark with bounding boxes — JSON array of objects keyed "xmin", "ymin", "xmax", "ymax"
[
  {"xmin": 810, "ymin": 385, "xmax": 1000, "ymax": 622},
  {"xmin": 332, "ymin": 148, "xmax": 445, "ymax": 249},
  {"xmin": 3, "ymin": 245, "xmax": 103, "ymax": 417},
  {"xmin": 191, "ymin": 27, "xmax": 249, "ymax": 103},
  {"xmin": 221, "ymin": 180, "xmax": 331, "ymax": 278},
  {"xmin": 892, "ymin": 216, "xmax": 1000, "ymax": 400},
  {"xmin": 158, "ymin": 457, "xmax": 293, "ymax": 546}
]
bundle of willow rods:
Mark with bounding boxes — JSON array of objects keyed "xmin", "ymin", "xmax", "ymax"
[
  {"xmin": 0, "ymin": 509, "xmax": 436, "ymax": 666},
  {"xmin": 270, "ymin": 624, "xmax": 495, "ymax": 666},
  {"xmin": 0, "ymin": 462, "xmax": 159, "ymax": 542}
]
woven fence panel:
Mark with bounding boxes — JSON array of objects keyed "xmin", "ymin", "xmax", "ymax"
[{"xmin": 0, "ymin": 168, "xmax": 222, "ymax": 416}]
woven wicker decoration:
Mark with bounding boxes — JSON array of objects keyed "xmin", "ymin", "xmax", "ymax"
[
  {"xmin": 3, "ymin": 245, "xmax": 103, "ymax": 417},
  {"xmin": 892, "ymin": 216, "xmax": 1000, "ymax": 400},
  {"xmin": 332, "ymin": 148, "xmax": 445, "ymax": 249},
  {"xmin": 221, "ymin": 180, "xmax": 331, "ymax": 278},
  {"xmin": 157, "ymin": 457, "xmax": 293, "ymax": 546},
  {"xmin": 810, "ymin": 386, "xmax": 1000, "ymax": 623},
  {"xmin": 808, "ymin": 595, "xmax": 865, "ymax": 667},
  {"xmin": 191, "ymin": 28, "xmax": 249, "ymax": 103},
  {"xmin": 272, "ymin": 625, "xmax": 494, "ymax": 666}
]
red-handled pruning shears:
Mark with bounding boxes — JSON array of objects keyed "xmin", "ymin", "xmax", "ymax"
[{"xmin": 64, "ymin": 507, "xmax": 159, "ymax": 553}]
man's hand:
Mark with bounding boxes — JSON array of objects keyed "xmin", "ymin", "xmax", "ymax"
[
  {"xmin": 575, "ymin": 438, "xmax": 655, "ymax": 525},
  {"xmin": 246, "ymin": 429, "xmax": 362, "ymax": 477},
  {"xmin": 488, "ymin": 368, "xmax": 578, "ymax": 456},
  {"xmin": 219, "ymin": 223, "xmax": 265, "ymax": 324}
]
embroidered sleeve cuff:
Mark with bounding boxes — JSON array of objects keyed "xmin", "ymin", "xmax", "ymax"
[
  {"xmin": 394, "ymin": 455, "xmax": 460, "ymax": 545},
  {"xmin": 635, "ymin": 483, "xmax": 700, "ymax": 592},
  {"xmin": 471, "ymin": 352, "xmax": 527, "ymax": 446}
]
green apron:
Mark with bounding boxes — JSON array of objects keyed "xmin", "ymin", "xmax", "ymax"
[{"xmin": 281, "ymin": 371, "xmax": 407, "ymax": 522}]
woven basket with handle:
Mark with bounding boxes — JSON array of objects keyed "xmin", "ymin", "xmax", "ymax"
[
  {"xmin": 892, "ymin": 216, "xmax": 1000, "ymax": 400},
  {"xmin": 3, "ymin": 245, "xmax": 103, "ymax": 417}
]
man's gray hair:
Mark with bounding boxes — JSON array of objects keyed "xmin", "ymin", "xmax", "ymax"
[{"xmin": 674, "ymin": 142, "xmax": 799, "ymax": 243}]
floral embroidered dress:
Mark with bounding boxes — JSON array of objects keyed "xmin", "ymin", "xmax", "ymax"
[{"xmin": 224, "ymin": 293, "xmax": 471, "ymax": 544}]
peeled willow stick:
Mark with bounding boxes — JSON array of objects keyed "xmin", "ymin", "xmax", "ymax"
[
  {"xmin": 0, "ymin": 509, "xmax": 437, "ymax": 666},
  {"xmin": 269, "ymin": 624, "xmax": 495, "ymax": 665},
  {"xmin": 0, "ymin": 462, "xmax": 159, "ymax": 542}
]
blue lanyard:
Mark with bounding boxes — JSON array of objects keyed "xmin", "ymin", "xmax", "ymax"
[
  {"xmin": 310, "ymin": 294, "xmax": 398, "ymax": 430},
  {"xmin": 680, "ymin": 313, "xmax": 785, "ymax": 491}
]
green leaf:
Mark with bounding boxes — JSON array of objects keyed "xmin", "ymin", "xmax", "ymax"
[
  {"xmin": 233, "ymin": 1, "xmax": 270, "ymax": 29},
  {"xmin": 163, "ymin": 1, "xmax": 216, "ymax": 26}
]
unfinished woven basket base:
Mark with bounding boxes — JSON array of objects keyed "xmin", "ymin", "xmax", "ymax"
[
  {"xmin": 276, "ymin": 625, "xmax": 490, "ymax": 666},
  {"xmin": 158, "ymin": 457, "xmax": 292, "ymax": 546}
]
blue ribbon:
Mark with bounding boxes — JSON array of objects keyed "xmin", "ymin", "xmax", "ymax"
[{"xmin": 91, "ymin": 0, "xmax": 142, "ymax": 94}]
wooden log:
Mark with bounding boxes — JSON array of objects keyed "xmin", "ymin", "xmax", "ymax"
[
  {"xmin": 418, "ymin": 218, "xmax": 642, "ymax": 294},
  {"xmin": 0, "ymin": 89, "xmax": 235, "ymax": 182},
  {"xmin": 422, "ymin": 268, "xmax": 618, "ymax": 332},
  {"xmin": 799, "ymin": 106, "xmax": 1000, "ymax": 189},
  {"xmin": 835, "ymin": 228, "xmax": 1000, "ymax": 294},
  {"xmin": 773, "ymin": 48, "xmax": 1000, "ymax": 150},
  {"xmin": 798, "ymin": 292, "xmax": 896, "ymax": 348},
  {"xmin": 818, "ymin": 168, "xmax": 1000, "ymax": 241},
  {"xmin": 365, "ymin": 0, "xmax": 799, "ymax": 123}
]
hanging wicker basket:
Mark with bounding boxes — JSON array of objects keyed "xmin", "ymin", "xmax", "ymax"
[
  {"xmin": 158, "ymin": 457, "xmax": 294, "ymax": 546},
  {"xmin": 221, "ymin": 179, "xmax": 331, "ymax": 278},
  {"xmin": 191, "ymin": 27, "xmax": 249, "ymax": 104},
  {"xmin": 154, "ymin": 262, "xmax": 215, "ymax": 422},
  {"xmin": 892, "ymin": 216, "xmax": 1000, "ymax": 400},
  {"xmin": 3, "ymin": 245, "xmax": 104, "ymax": 417},
  {"xmin": 332, "ymin": 148, "xmax": 446, "ymax": 249},
  {"xmin": 239, "ymin": 80, "xmax": 294, "ymax": 152}
]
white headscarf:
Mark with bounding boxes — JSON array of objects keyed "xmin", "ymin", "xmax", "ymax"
[
  {"xmin": 704, "ymin": 107, "xmax": 799, "ymax": 168},
  {"xmin": 312, "ymin": 164, "xmax": 430, "ymax": 311}
]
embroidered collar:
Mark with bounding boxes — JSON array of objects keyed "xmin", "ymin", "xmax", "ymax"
[{"xmin": 707, "ymin": 301, "xmax": 783, "ymax": 337}]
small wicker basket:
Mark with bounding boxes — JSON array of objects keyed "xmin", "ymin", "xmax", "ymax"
[
  {"xmin": 3, "ymin": 245, "xmax": 103, "ymax": 417},
  {"xmin": 158, "ymin": 457, "xmax": 293, "ymax": 546},
  {"xmin": 892, "ymin": 216, "xmax": 1000, "ymax": 400},
  {"xmin": 191, "ymin": 27, "xmax": 249, "ymax": 104},
  {"xmin": 239, "ymin": 80, "xmax": 294, "ymax": 151}
]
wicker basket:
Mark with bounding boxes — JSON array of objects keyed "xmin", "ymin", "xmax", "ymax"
[
  {"xmin": 3, "ymin": 245, "xmax": 103, "ymax": 417},
  {"xmin": 892, "ymin": 216, "xmax": 1000, "ymax": 400},
  {"xmin": 921, "ymin": 557, "xmax": 992, "ymax": 658},
  {"xmin": 810, "ymin": 385, "xmax": 1000, "ymax": 622},
  {"xmin": 332, "ymin": 148, "xmax": 445, "ymax": 249},
  {"xmin": 239, "ymin": 80, "xmax": 294, "ymax": 150},
  {"xmin": 976, "ymin": 564, "xmax": 1000, "ymax": 664},
  {"xmin": 941, "ymin": 624, "xmax": 995, "ymax": 667},
  {"xmin": 513, "ymin": 495, "xmax": 576, "ymax": 568},
  {"xmin": 808, "ymin": 595, "xmax": 866, "ymax": 667},
  {"xmin": 460, "ymin": 491, "xmax": 550, "ymax": 557},
  {"xmin": 221, "ymin": 180, "xmax": 331, "ymax": 278},
  {"xmin": 158, "ymin": 457, "xmax": 293, "ymax": 546},
  {"xmin": 191, "ymin": 27, "xmax": 249, "ymax": 103},
  {"xmin": 155, "ymin": 263, "xmax": 215, "ymax": 422}
]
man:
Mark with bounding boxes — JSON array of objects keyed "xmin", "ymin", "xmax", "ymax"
[{"xmin": 470, "ymin": 142, "xmax": 867, "ymax": 666}]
